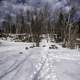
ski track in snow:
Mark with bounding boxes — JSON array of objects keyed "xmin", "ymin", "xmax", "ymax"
[{"xmin": 0, "ymin": 40, "xmax": 80, "ymax": 80}]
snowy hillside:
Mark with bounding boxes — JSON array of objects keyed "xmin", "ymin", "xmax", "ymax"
[
  {"xmin": 0, "ymin": 0, "xmax": 80, "ymax": 80},
  {"xmin": 0, "ymin": 39, "xmax": 80, "ymax": 80}
]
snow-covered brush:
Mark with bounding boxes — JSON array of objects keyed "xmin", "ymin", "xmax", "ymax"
[
  {"xmin": 30, "ymin": 45, "xmax": 36, "ymax": 48},
  {"xmin": 43, "ymin": 45, "xmax": 46, "ymax": 47},
  {"xmin": 0, "ymin": 42, "xmax": 2, "ymax": 44},
  {"xmin": 19, "ymin": 52, "xmax": 23, "ymax": 54},
  {"xmin": 49, "ymin": 45, "xmax": 58, "ymax": 49},
  {"xmin": 25, "ymin": 47, "xmax": 29, "ymax": 50}
]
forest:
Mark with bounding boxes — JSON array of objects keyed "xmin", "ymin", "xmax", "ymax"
[{"xmin": 0, "ymin": 4, "xmax": 80, "ymax": 48}]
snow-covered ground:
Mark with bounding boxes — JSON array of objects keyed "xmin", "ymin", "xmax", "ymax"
[{"xmin": 0, "ymin": 39, "xmax": 80, "ymax": 80}]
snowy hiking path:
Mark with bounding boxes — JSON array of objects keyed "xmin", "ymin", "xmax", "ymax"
[{"xmin": 0, "ymin": 40, "xmax": 80, "ymax": 80}]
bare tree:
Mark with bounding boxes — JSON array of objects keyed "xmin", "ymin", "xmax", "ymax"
[{"xmin": 63, "ymin": 0, "xmax": 79, "ymax": 48}]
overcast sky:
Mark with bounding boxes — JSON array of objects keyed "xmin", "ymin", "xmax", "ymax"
[
  {"xmin": 0, "ymin": 0, "xmax": 80, "ymax": 13},
  {"xmin": 0, "ymin": 0, "xmax": 80, "ymax": 24}
]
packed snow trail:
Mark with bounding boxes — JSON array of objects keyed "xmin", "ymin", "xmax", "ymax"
[{"xmin": 0, "ymin": 40, "xmax": 80, "ymax": 80}]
